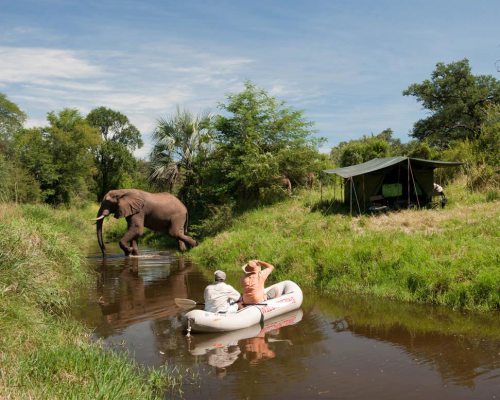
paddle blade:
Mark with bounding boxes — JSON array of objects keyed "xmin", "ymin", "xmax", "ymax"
[{"xmin": 175, "ymin": 298, "xmax": 203, "ymax": 310}]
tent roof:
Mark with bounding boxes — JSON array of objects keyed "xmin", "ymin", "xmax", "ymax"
[{"xmin": 323, "ymin": 157, "xmax": 462, "ymax": 178}]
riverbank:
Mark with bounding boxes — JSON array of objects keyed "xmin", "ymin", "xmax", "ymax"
[
  {"xmin": 0, "ymin": 203, "xmax": 183, "ymax": 399},
  {"xmin": 190, "ymin": 182, "xmax": 499, "ymax": 312}
]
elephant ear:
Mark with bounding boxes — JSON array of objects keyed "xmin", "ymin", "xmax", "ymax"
[{"xmin": 117, "ymin": 191, "xmax": 145, "ymax": 217}]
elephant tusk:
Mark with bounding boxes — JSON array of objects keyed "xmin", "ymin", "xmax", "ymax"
[{"xmin": 91, "ymin": 215, "xmax": 107, "ymax": 221}]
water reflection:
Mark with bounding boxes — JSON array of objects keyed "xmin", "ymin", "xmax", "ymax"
[
  {"xmin": 310, "ymin": 294, "xmax": 500, "ymax": 390},
  {"xmin": 189, "ymin": 310, "xmax": 302, "ymax": 375},
  {"xmin": 76, "ymin": 248, "xmax": 500, "ymax": 400},
  {"xmin": 90, "ymin": 252, "xmax": 192, "ymax": 337}
]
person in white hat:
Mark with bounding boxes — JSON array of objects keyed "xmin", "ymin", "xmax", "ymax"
[
  {"xmin": 241, "ymin": 259, "xmax": 274, "ymax": 305},
  {"xmin": 204, "ymin": 270, "xmax": 241, "ymax": 313}
]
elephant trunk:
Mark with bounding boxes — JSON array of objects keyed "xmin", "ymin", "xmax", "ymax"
[{"xmin": 96, "ymin": 206, "xmax": 110, "ymax": 256}]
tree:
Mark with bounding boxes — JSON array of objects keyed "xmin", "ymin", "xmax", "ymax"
[
  {"xmin": 403, "ymin": 59, "xmax": 500, "ymax": 149},
  {"xmin": 330, "ymin": 130, "xmax": 393, "ymax": 167},
  {"xmin": 86, "ymin": 107, "xmax": 143, "ymax": 200},
  {"xmin": 0, "ymin": 153, "xmax": 41, "ymax": 203},
  {"xmin": 213, "ymin": 81, "xmax": 322, "ymax": 201},
  {"xmin": 150, "ymin": 106, "xmax": 213, "ymax": 196},
  {"xmin": 0, "ymin": 93, "xmax": 26, "ymax": 154},
  {"xmin": 15, "ymin": 109, "xmax": 100, "ymax": 205}
]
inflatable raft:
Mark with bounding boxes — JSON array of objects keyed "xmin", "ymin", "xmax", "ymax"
[
  {"xmin": 184, "ymin": 280, "xmax": 303, "ymax": 333},
  {"xmin": 190, "ymin": 308, "xmax": 303, "ymax": 357}
]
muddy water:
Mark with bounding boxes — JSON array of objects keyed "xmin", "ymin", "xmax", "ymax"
[{"xmin": 74, "ymin": 246, "xmax": 500, "ymax": 400}]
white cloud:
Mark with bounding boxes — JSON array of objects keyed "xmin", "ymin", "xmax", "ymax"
[{"xmin": 0, "ymin": 46, "xmax": 102, "ymax": 83}]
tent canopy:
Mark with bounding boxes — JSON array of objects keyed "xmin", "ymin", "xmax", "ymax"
[
  {"xmin": 322, "ymin": 157, "xmax": 462, "ymax": 212},
  {"xmin": 323, "ymin": 157, "xmax": 462, "ymax": 179}
]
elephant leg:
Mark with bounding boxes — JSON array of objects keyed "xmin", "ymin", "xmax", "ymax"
[
  {"xmin": 178, "ymin": 239, "xmax": 187, "ymax": 252},
  {"xmin": 130, "ymin": 238, "xmax": 140, "ymax": 256},
  {"xmin": 119, "ymin": 234, "xmax": 134, "ymax": 256},
  {"xmin": 121, "ymin": 217, "xmax": 143, "ymax": 256},
  {"xmin": 169, "ymin": 226, "xmax": 197, "ymax": 252}
]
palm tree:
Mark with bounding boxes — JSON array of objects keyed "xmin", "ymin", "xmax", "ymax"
[{"xmin": 150, "ymin": 106, "xmax": 213, "ymax": 193}]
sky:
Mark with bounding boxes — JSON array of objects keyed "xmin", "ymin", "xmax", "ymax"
[{"xmin": 1, "ymin": 0, "xmax": 499, "ymax": 157}]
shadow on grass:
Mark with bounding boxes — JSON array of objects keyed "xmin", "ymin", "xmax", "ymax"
[{"xmin": 309, "ymin": 199, "xmax": 352, "ymax": 216}]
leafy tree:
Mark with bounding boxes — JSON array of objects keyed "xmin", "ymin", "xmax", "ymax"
[
  {"xmin": 86, "ymin": 107, "xmax": 143, "ymax": 200},
  {"xmin": 402, "ymin": 140, "xmax": 440, "ymax": 160},
  {"xmin": 403, "ymin": 59, "xmax": 500, "ymax": 148},
  {"xmin": 477, "ymin": 104, "xmax": 500, "ymax": 167},
  {"xmin": 15, "ymin": 109, "xmax": 100, "ymax": 205},
  {"xmin": 330, "ymin": 130, "xmax": 393, "ymax": 167},
  {"xmin": 0, "ymin": 93, "xmax": 26, "ymax": 155},
  {"xmin": 0, "ymin": 153, "xmax": 40, "ymax": 203},
  {"xmin": 213, "ymin": 81, "xmax": 322, "ymax": 202},
  {"xmin": 149, "ymin": 106, "xmax": 213, "ymax": 197}
]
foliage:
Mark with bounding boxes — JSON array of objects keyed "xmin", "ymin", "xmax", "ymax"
[
  {"xmin": 0, "ymin": 153, "xmax": 40, "ymax": 203},
  {"xmin": 86, "ymin": 107, "xmax": 143, "ymax": 201},
  {"xmin": 150, "ymin": 106, "xmax": 213, "ymax": 197},
  {"xmin": 437, "ymin": 104, "xmax": 500, "ymax": 191},
  {"xmin": 210, "ymin": 81, "xmax": 323, "ymax": 204},
  {"xmin": 0, "ymin": 92, "xmax": 26, "ymax": 154},
  {"xmin": 14, "ymin": 109, "xmax": 100, "ymax": 205},
  {"xmin": 402, "ymin": 140, "xmax": 440, "ymax": 160},
  {"xmin": 403, "ymin": 59, "xmax": 500, "ymax": 148},
  {"xmin": 330, "ymin": 128, "xmax": 396, "ymax": 167},
  {"xmin": 190, "ymin": 188, "xmax": 500, "ymax": 312},
  {"xmin": 477, "ymin": 104, "xmax": 500, "ymax": 167},
  {"xmin": 0, "ymin": 203, "xmax": 186, "ymax": 399}
]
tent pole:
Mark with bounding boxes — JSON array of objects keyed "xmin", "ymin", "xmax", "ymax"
[
  {"xmin": 407, "ymin": 158, "xmax": 410, "ymax": 208},
  {"xmin": 408, "ymin": 161, "xmax": 421, "ymax": 209},
  {"xmin": 362, "ymin": 175, "xmax": 366, "ymax": 212},
  {"xmin": 350, "ymin": 177, "xmax": 353, "ymax": 216},
  {"xmin": 352, "ymin": 178, "xmax": 362, "ymax": 215},
  {"xmin": 333, "ymin": 176, "xmax": 336, "ymax": 201}
]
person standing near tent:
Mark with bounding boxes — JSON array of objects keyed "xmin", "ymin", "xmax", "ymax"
[
  {"xmin": 241, "ymin": 260, "xmax": 274, "ymax": 305},
  {"xmin": 204, "ymin": 270, "xmax": 241, "ymax": 313},
  {"xmin": 433, "ymin": 183, "xmax": 445, "ymax": 198},
  {"xmin": 433, "ymin": 183, "xmax": 448, "ymax": 208}
]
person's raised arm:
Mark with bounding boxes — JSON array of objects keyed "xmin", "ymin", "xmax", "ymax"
[{"xmin": 256, "ymin": 260, "xmax": 274, "ymax": 271}]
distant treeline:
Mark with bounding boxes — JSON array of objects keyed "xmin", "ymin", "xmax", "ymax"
[{"xmin": 1, "ymin": 59, "xmax": 498, "ymax": 230}]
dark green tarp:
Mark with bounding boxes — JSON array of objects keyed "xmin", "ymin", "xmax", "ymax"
[
  {"xmin": 323, "ymin": 157, "xmax": 462, "ymax": 178},
  {"xmin": 323, "ymin": 157, "xmax": 462, "ymax": 211}
]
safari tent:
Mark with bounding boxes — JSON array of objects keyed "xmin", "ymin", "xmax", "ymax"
[{"xmin": 323, "ymin": 156, "xmax": 462, "ymax": 214}]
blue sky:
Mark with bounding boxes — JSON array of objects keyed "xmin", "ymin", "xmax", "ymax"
[{"xmin": 1, "ymin": 0, "xmax": 498, "ymax": 157}]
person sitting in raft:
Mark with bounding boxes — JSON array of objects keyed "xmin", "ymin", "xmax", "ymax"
[
  {"xmin": 241, "ymin": 260, "xmax": 274, "ymax": 305},
  {"xmin": 204, "ymin": 270, "xmax": 241, "ymax": 313}
]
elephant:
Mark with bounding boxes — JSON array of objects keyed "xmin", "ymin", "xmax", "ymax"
[
  {"xmin": 95, "ymin": 189, "xmax": 197, "ymax": 256},
  {"xmin": 274, "ymin": 176, "xmax": 292, "ymax": 196},
  {"xmin": 304, "ymin": 172, "xmax": 315, "ymax": 189}
]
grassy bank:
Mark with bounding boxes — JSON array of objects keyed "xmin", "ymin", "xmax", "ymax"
[
  {"xmin": 0, "ymin": 203, "xmax": 183, "ymax": 399},
  {"xmin": 190, "ymin": 182, "xmax": 500, "ymax": 312}
]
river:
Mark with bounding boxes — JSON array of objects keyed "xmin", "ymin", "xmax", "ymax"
[{"xmin": 73, "ymin": 245, "xmax": 500, "ymax": 400}]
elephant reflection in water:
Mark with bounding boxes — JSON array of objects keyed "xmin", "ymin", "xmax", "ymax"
[{"xmin": 96, "ymin": 257, "xmax": 191, "ymax": 333}]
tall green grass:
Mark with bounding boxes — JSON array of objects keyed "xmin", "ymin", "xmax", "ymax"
[
  {"xmin": 0, "ymin": 203, "xmax": 186, "ymax": 399},
  {"xmin": 190, "ymin": 186, "xmax": 500, "ymax": 312}
]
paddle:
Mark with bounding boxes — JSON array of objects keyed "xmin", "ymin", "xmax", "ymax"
[{"xmin": 174, "ymin": 298, "xmax": 269, "ymax": 311}]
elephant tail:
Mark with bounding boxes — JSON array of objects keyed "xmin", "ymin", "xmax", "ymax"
[{"xmin": 184, "ymin": 211, "xmax": 189, "ymax": 234}]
